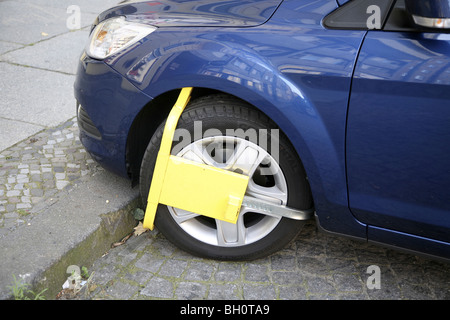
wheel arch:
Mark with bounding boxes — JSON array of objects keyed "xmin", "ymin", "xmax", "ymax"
[
  {"xmin": 125, "ymin": 79, "xmax": 361, "ymax": 240},
  {"xmin": 125, "ymin": 84, "xmax": 317, "ymax": 190},
  {"xmin": 126, "ymin": 87, "xmax": 221, "ymax": 184},
  {"xmin": 119, "ymin": 31, "xmax": 319, "ymax": 190}
]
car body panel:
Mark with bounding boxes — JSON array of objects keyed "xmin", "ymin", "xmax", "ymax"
[
  {"xmin": 337, "ymin": 0, "xmax": 351, "ymax": 5},
  {"xmin": 74, "ymin": 53, "xmax": 152, "ymax": 176},
  {"xmin": 103, "ymin": 0, "xmax": 369, "ymax": 238},
  {"xmin": 369, "ymin": 225, "xmax": 450, "ymax": 259},
  {"xmin": 98, "ymin": 0, "xmax": 283, "ymax": 27},
  {"xmin": 74, "ymin": 0, "xmax": 450, "ymax": 260},
  {"xmin": 347, "ymin": 31, "xmax": 450, "ymax": 244}
]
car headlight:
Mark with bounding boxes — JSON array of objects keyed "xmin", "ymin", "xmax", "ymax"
[{"xmin": 86, "ymin": 16, "xmax": 157, "ymax": 60}]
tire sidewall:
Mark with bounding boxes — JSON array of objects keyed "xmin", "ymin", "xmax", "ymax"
[{"xmin": 139, "ymin": 97, "xmax": 312, "ymax": 260}]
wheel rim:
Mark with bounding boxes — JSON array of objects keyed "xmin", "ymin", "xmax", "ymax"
[{"xmin": 167, "ymin": 136, "xmax": 288, "ymax": 247}]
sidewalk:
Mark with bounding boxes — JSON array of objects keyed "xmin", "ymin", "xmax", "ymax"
[
  {"xmin": 0, "ymin": 0, "xmax": 139, "ymax": 299},
  {"xmin": 1, "ymin": 0, "xmax": 449, "ymax": 301}
]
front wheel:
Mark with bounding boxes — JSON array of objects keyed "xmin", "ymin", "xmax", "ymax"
[{"xmin": 139, "ymin": 94, "xmax": 313, "ymax": 260}]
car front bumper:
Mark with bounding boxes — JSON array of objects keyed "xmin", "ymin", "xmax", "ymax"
[{"xmin": 74, "ymin": 52, "xmax": 152, "ymax": 178}]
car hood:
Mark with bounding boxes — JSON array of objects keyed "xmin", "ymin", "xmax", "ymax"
[{"xmin": 98, "ymin": 0, "xmax": 283, "ymax": 27}]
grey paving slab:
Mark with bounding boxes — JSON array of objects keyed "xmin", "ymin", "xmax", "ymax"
[
  {"xmin": 0, "ymin": 41, "xmax": 24, "ymax": 55},
  {"xmin": 0, "ymin": 62, "xmax": 75, "ymax": 131},
  {"xmin": 0, "ymin": 2, "xmax": 73, "ymax": 45},
  {"xmin": 12, "ymin": 0, "xmax": 121, "ymax": 14},
  {"xmin": 0, "ymin": 1, "xmax": 106, "ymax": 45},
  {"xmin": 0, "ymin": 118, "xmax": 44, "ymax": 151},
  {"xmin": 1, "ymin": 28, "xmax": 91, "ymax": 75}
]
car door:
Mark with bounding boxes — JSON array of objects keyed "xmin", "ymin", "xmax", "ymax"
[{"xmin": 346, "ymin": 1, "xmax": 450, "ymax": 244}]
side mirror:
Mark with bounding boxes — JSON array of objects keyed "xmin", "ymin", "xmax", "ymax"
[{"xmin": 405, "ymin": 0, "xmax": 450, "ymax": 29}]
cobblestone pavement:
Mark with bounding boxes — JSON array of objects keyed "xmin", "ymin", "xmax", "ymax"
[
  {"xmin": 1, "ymin": 119, "xmax": 449, "ymax": 300},
  {"xmin": 76, "ymin": 220, "xmax": 450, "ymax": 300},
  {"xmin": 0, "ymin": 118, "xmax": 101, "ymax": 239}
]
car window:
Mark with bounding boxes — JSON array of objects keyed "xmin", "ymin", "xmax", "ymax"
[
  {"xmin": 323, "ymin": 0, "xmax": 395, "ymax": 30},
  {"xmin": 382, "ymin": 0, "xmax": 416, "ymax": 31},
  {"xmin": 324, "ymin": 0, "xmax": 450, "ymax": 32}
]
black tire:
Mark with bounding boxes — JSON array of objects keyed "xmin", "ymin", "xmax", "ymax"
[{"xmin": 139, "ymin": 94, "xmax": 313, "ymax": 260}]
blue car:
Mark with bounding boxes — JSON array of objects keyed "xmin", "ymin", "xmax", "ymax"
[{"xmin": 74, "ymin": 0, "xmax": 450, "ymax": 261}]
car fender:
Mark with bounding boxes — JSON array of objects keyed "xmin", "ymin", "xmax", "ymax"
[
  {"xmin": 107, "ymin": 28, "xmax": 367, "ymax": 239},
  {"xmin": 115, "ymin": 38, "xmax": 318, "ymax": 171}
]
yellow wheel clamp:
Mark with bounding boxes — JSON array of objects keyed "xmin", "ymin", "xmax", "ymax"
[
  {"xmin": 143, "ymin": 87, "xmax": 314, "ymax": 230},
  {"xmin": 143, "ymin": 87, "xmax": 249, "ymax": 230}
]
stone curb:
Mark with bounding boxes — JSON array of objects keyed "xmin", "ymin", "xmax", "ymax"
[{"xmin": 0, "ymin": 119, "xmax": 139, "ymax": 299}]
